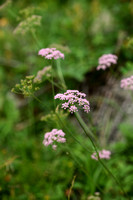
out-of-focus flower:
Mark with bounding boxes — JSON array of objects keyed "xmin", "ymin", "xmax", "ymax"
[
  {"xmin": 34, "ymin": 66, "xmax": 51, "ymax": 83},
  {"xmin": 11, "ymin": 75, "xmax": 40, "ymax": 97},
  {"xmin": 38, "ymin": 48, "xmax": 64, "ymax": 60},
  {"xmin": 120, "ymin": 75, "xmax": 133, "ymax": 90},
  {"xmin": 0, "ymin": 18, "xmax": 8, "ymax": 27},
  {"xmin": 97, "ymin": 54, "xmax": 118, "ymax": 70},
  {"xmin": 54, "ymin": 90, "xmax": 90, "ymax": 114},
  {"xmin": 91, "ymin": 149, "xmax": 111, "ymax": 161},
  {"xmin": 14, "ymin": 15, "xmax": 42, "ymax": 35},
  {"xmin": 43, "ymin": 129, "xmax": 66, "ymax": 150}
]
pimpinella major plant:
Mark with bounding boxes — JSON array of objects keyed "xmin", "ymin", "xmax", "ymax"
[{"xmin": 12, "ymin": 48, "xmax": 130, "ymax": 200}]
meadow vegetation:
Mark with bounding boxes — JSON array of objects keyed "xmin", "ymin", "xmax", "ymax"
[{"xmin": 0, "ymin": 0, "xmax": 133, "ymax": 199}]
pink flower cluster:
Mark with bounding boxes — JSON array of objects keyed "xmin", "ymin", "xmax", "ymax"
[
  {"xmin": 43, "ymin": 129, "xmax": 66, "ymax": 150},
  {"xmin": 97, "ymin": 54, "xmax": 118, "ymax": 70},
  {"xmin": 54, "ymin": 90, "xmax": 90, "ymax": 114},
  {"xmin": 38, "ymin": 48, "xmax": 64, "ymax": 60},
  {"xmin": 120, "ymin": 75, "xmax": 133, "ymax": 90},
  {"xmin": 91, "ymin": 149, "xmax": 111, "ymax": 161}
]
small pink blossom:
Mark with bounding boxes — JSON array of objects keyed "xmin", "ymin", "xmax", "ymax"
[
  {"xmin": 91, "ymin": 149, "xmax": 111, "ymax": 161},
  {"xmin": 38, "ymin": 48, "xmax": 64, "ymax": 60},
  {"xmin": 54, "ymin": 90, "xmax": 90, "ymax": 114},
  {"xmin": 120, "ymin": 75, "xmax": 133, "ymax": 90},
  {"xmin": 43, "ymin": 129, "xmax": 66, "ymax": 150},
  {"xmin": 69, "ymin": 105, "xmax": 78, "ymax": 114},
  {"xmin": 97, "ymin": 54, "xmax": 118, "ymax": 70},
  {"xmin": 61, "ymin": 102, "xmax": 69, "ymax": 109}
]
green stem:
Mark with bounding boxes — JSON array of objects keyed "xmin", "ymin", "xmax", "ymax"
[
  {"xmin": 75, "ymin": 112, "xmax": 128, "ymax": 198},
  {"xmin": 51, "ymin": 61, "xmax": 56, "ymax": 109},
  {"xmin": 68, "ymin": 175, "xmax": 76, "ymax": 200},
  {"xmin": 74, "ymin": 112, "xmax": 96, "ymax": 141},
  {"xmin": 47, "ymin": 77, "xmax": 63, "ymax": 90},
  {"xmin": 56, "ymin": 59, "xmax": 67, "ymax": 90},
  {"xmin": 31, "ymin": 30, "xmax": 41, "ymax": 48},
  {"xmin": 31, "ymin": 94, "xmax": 42, "ymax": 104}
]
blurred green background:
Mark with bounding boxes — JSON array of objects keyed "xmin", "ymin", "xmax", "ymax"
[{"xmin": 0, "ymin": 0, "xmax": 133, "ymax": 199}]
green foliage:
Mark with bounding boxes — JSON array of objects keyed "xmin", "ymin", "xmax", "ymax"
[
  {"xmin": 107, "ymin": 122, "xmax": 133, "ymax": 197},
  {"xmin": 11, "ymin": 75, "xmax": 40, "ymax": 97},
  {"xmin": 1, "ymin": 0, "xmax": 133, "ymax": 199},
  {"xmin": 120, "ymin": 61, "xmax": 133, "ymax": 76}
]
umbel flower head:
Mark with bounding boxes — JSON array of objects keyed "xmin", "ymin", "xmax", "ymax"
[
  {"xmin": 91, "ymin": 149, "xmax": 111, "ymax": 161},
  {"xmin": 38, "ymin": 48, "xmax": 64, "ymax": 60},
  {"xmin": 97, "ymin": 54, "xmax": 118, "ymax": 70},
  {"xmin": 14, "ymin": 15, "xmax": 42, "ymax": 35},
  {"xmin": 54, "ymin": 90, "xmax": 90, "ymax": 114},
  {"xmin": 11, "ymin": 75, "xmax": 39, "ymax": 97},
  {"xmin": 43, "ymin": 129, "xmax": 66, "ymax": 150},
  {"xmin": 120, "ymin": 75, "xmax": 133, "ymax": 90}
]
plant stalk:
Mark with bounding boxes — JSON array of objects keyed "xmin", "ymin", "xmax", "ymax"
[
  {"xmin": 75, "ymin": 112, "xmax": 128, "ymax": 198},
  {"xmin": 56, "ymin": 59, "xmax": 67, "ymax": 90}
]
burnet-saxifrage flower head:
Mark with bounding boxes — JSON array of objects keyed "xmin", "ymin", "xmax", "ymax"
[
  {"xmin": 54, "ymin": 90, "xmax": 90, "ymax": 114},
  {"xmin": 43, "ymin": 129, "xmax": 66, "ymax": 150},
  {"xmin": 38, "ymin": 48, "xmax": 64, "ymax": 60},
  {"xmin": 97, "ymin": 54, "xmax": 118, "ymax": 70},
  {"xmin": 91, "ymin": 149, "xmax": 111, "ymax": 161}
]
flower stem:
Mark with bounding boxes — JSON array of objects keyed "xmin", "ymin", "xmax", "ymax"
[
  {"xmin": 56, "ymin": 59, "xmax": 67, "ymax": 90},
  {"xmin": 31, "ymin": 30, "xmax": 41, "ymax": 48},
  {"xmin": 51, "ymin": 61, "xmax": 56, "ymax": 109},
  {"xmin": 47, "ymin": 77, "xmax": 63, "ymax": 90},
  {"xmin": 74, "ymin": 112, "xmax": 96, "ymax": 140},
  {"xmin": 68, "ymin": 175, "xmax": 76, "ymax": 200},
  {"xmin": 75, "ymin": 113, "xmax": 128, "ymax": 198}
]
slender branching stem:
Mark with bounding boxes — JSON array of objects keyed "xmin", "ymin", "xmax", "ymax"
[
  {"xmin": 74, "ymin": 112, "xmax": 96, "ymax": 140},
  {"xmin": 74, "ymin": 112, "xmax": 128, "ymax": 198},
  {"xmin": 51, "ymin": 61, "xmax": 56, "ymax": 109},
  {"xmin": 47, "ymin": 77, "xmax": 63, "ymax": 90},
  {"xmin": 56, "ymin": 59, "xmax": 67, "ymax": 90},
  {"xmin": 31, "ymin": 30, "xmax": 41, "ymax": 48}
]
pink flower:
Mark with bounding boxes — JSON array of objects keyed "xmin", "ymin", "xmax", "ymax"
[
  {"xmin": 69, "ymin": 105, "xmax": 78, "ymax": 114},
  {"xmin": 120, "ymin": 75, "xmax": 133, "ymax": 90},
  {"xmin": 91, "ymin": 149, "xmax": 111, "ymax": 161},
  {"xmin": 54, "ymin": 90, "xmax": 90, "ymax": 114},
  {"xmin": 43, "ymin": 129, "xmax": 66, "ymax": 150},
  {"xmin": 61, "ymin": 102, "xmax": 69, "ymax": 109},
  {"xmin": 97, "ymin": 54, "xmax": 118, "ymax": 70},
  {"xmin": 38, "ymin": 48, "xmax": 64, "ymax": 60}
]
